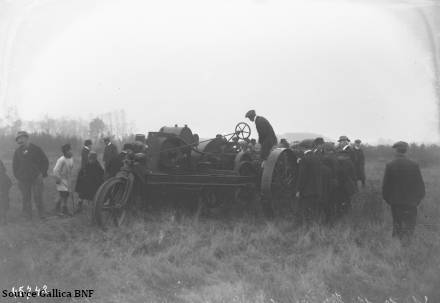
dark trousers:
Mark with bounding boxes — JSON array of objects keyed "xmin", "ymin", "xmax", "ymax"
[
  {"xmin": 391, "ymin": 204, "xmax": 417, "ymax": 241},
  {"xmin": 18, "ymin": 176, "xmax": 44, "ymax": 218},
  {"xmin": 260, "ymin": 138, "xmax": 277, "ymax": 160}
]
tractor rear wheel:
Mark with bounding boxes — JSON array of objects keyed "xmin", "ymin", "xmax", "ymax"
[{"xmin": 260, "ymin": 148, "xmax": 297, "ymax": 216}]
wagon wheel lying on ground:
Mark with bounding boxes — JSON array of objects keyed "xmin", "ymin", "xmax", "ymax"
[
  {"xmin": 93, "ymin": 173, "xmax": 135, "ymax": 229},
  {"xmin": 260, "ymin": 148, "xmax": 297, "ymax": 217}
]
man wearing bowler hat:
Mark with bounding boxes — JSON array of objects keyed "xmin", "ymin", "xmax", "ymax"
[
  {"xmin": 12, "ymin": 131, "xmax": 49, "ymax": 220},
  {"xmin": 245, "ymin": 110, "xmax": 277, "ymax": 167},
  {"xmin": 382, "ymin": 141, "xmax": 425, "ymax": 243}
]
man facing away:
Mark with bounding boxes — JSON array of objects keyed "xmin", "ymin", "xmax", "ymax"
[
  {"xmin": 13, "ymin": 131, "xmax": 49, "ymax": 220},
  {"xmin": 382, "ymin": 141, "xmax": 425, "ymax": 243},
  {"xmin": 245, "ymin": 110, "xmax": 277, "ymax": 167}
]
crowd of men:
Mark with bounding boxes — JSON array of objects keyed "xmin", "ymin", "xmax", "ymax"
[
  {"xmin": 292, "ymin": 136, "xmax": 364, "ymax": 225},
  {"xmin": 0, "ymin": 111, "xmax": 427, "ymax": 243},
  {"xmin": 244, "ymin": 109, "xmax": 425, "ymax": 242}
]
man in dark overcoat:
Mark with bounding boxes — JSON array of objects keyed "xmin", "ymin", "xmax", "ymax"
[
  {"xmin": 106, "ymin": 143, "xmax": 134, "ymax": 178},
  {"xmin": 75, "ymin": 152, "xmax": 104, "ymax": 213},
  {"xmin": 295, "ymin": 139, "xmax": 322, "ymax": 224},
  {"xmin": 322, "ymin": 142, "xmax": 339, "ymax": 222},
  {"xmin": 313, "ymin": 137, "xmax": 333, "ymax": 223},
  {"xmin": 335, "ymin": 140, "xmax": 357, "ymax": 217},
  {"xmin": 245, "ymin": 110, "xmax": 277, "ymax": 165},
  {"xmin": 382, "ymin": 141, "xmax": 425, "ymax": 242},
  {"xmin": 353, "ymin": 139, "xmax": 366, "ymax": 188},
  {"xmin": 80, "ymin": 139, "xmax": 92, "ymax": 169},
  {"xmin": 103, "ymin": 137, "xmax": 119, "ymax": 179},
  {"xmin": 12, "ymin": 131, "xmax": 49, "ymax": 219}
]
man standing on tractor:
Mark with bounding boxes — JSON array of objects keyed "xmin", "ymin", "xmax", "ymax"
[{"xmin": 245, "ymin": 110, "xmax": 277, "ymax": 167}]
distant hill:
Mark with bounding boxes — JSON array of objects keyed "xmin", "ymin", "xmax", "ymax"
[{"xmin": 278, "ymin": 132, "xmax": 332, "ymax": 143}]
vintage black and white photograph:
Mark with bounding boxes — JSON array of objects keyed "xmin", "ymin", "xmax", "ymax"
[{"xmin": 0, "ymin": 0, "xmax": 439, "ymax": 302}]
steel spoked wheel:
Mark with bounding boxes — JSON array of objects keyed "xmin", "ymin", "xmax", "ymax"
[
  {"xmin": 94, "ymin": 175, "xmax": 134, "ymax": 229},
  {"xmin": 234, "ymin": 122, "xmax": 251, "ymax": 140},
  {"xmin": 261, "ymin": 148, "xmax": 297, "ymax": 200}
]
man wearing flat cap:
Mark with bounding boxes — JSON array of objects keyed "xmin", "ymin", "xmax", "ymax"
[
  {"xmin": 12, "ymin": 131, "xmax": 49, "ymax": 220},
  {"xmin": 382, "ymin": 141, "xmax": 425, "ymax": 242},
  {"xmin": 245, "ymin": 110, "xmax": 277, "ymax": 165}
]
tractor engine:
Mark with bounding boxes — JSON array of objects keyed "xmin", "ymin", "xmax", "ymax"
[{"xmin": 146, "ymin": 125, "xmax": 197, "ymax": 172}]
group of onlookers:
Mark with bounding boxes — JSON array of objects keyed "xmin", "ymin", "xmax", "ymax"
[
  {"xmin": 244, "ymin": 109, "xmax": 426, "ymax": 243},
  {"xmin": 292, "ymin": 136, "xmax": 366, "ymax": 226},
  {"xmin": 280, "ymin": 136, "xmax": 424, "ymax": 242},
  {"xmin": 0, "ymin": 131, "xmax": 121, "ymax": 224}
]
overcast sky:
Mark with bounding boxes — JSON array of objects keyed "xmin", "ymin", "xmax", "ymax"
[{"xmin": 0, "ymin": 0, "xmax": 439, "ymax": 144}]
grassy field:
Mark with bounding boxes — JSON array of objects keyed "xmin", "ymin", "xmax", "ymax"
[{"xmin": 0, "ymin": 159, "xmax": 439, "ymax": 303}]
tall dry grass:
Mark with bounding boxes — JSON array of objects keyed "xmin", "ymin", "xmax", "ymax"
[{"xmin": 0, "ymin": 160, "xmax": 439, "ymax": 303}]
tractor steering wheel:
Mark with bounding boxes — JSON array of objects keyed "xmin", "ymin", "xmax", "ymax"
[{"xmin": 234, "ymin": 122, "xmax": 251, "ymax": 140}]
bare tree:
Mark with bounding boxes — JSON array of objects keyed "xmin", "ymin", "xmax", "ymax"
[{"xmin": 89, "ymin": 117, "xmax": 106, "ymax": 141}]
